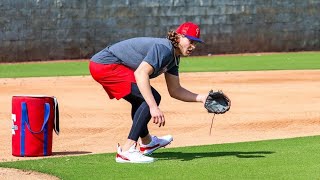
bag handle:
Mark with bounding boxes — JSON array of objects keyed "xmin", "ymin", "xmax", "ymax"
[
  {"xmin": 53, "ymin": 97, "xmax": 60, "ymax": 135},
  {"xmin": 21, "ymin": 102, "xmax": 50, "ymax": 134}
]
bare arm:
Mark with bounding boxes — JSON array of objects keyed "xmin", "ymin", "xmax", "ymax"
[
  {"xmin": 134, "ymin": 61, "xmax": 165, "ymax": 127},
  {"xmin": 165, "ymin": 72, "xmax": 207, "ymax": 103}
]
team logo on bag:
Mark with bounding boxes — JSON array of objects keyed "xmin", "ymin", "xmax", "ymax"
[{"xmin": 11, "ymin": 114, "xmax": 18, "ymax": 135}]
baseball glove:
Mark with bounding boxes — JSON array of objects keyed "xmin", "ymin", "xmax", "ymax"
[{"xmin": 204, "ymin": 90, "xmax": 231, "ymax": 114}]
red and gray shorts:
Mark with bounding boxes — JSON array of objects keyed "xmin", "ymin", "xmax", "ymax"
[{"xmin": 89, "ymin": 61, "xmax": 136, "ymax": 100}]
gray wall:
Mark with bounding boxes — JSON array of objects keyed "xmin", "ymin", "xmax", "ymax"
[{"xmin": 1, "ymin": 0, "xmax": 319, "ymax": 62}]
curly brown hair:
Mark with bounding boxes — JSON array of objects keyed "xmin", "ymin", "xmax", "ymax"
[{"xmin": 166, "ymin": 30, "xmax": 179, "ymax": 48}]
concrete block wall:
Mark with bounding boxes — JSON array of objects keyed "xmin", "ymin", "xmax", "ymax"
[{"xmin": 0, "ymin": 0, "xmax": 319, "ymax": 62}]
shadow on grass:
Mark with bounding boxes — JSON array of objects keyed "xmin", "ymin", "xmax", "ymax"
[{"xmin": 152, "ymin": 151, "xmax": 275, "ymax": 161}]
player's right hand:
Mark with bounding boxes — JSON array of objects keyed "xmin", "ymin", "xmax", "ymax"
[{"xmin": 150, "ymin": 106, "xmax": 165, "ymax": 127}]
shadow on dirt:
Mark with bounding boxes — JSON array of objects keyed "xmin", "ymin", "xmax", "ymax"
[{"xmin": 52, "ymin": 151, "xmax": 92, "ymax": 156}]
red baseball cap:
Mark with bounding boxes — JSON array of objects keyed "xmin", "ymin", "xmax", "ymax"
[{"xmin": 176, "ymin": 22, "xmax": 204, "ymax": 43}]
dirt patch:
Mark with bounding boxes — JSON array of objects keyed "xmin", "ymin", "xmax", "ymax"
[
  {"xmin": 1, "ymin": 70, "xmax": 320, "ymax": 178},
  {"xmin": 0, "ymin": 168, "xmax": 59, "ymax": 180}
]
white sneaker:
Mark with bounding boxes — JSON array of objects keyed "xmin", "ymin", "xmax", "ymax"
[
  {"xmin": 140, "ymin": 135, "xmax": 173, "ymax": 155},
  {"xmin": 116, "ymin": 143, "xmax": 155, "ymax": 163}
]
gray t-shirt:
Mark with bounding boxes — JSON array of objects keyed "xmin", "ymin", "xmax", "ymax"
[{"xmin": 91, "ymin": 37, "xmax": 179, "ymax": 78}]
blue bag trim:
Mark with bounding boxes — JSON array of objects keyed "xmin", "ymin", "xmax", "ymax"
[
  {"xmin": 21, "ymin": 102, "xmax": 27, "ymax": 156},
  {"xmin": 20, "ymin": 102, "xmax": 50, "ymax": 156},
  {"xmin": 43, "ymin": 103, "xmax": 49, "ymax": 155}
]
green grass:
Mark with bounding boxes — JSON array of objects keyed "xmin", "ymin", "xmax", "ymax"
[
  {"xmin": 182, "ymin": 52, "xmax": 320, "ymax": 72},
  {"xmin": 0, "ymin": 61, "xmax": 89, "ymax": 78},
  {"xmin": 0, "ymin": 52, "xmax": 319, "ymax": 78},
  {"xmin": 1, "ymin": 135, "xmax": 320, "ymax": 179}
]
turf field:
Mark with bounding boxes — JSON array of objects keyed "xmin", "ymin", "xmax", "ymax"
[
  {"xmin": 0, "ymin": 136, "xmax": 320, "ymax": 179},
  {"xmin": 0, "ymin": 52, "xmax": 319, "ymax": 78}
]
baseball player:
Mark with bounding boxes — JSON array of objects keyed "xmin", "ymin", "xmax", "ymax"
[{"xmin": 89, "ymin": 22, "xmax": 208, "ymax": 163}]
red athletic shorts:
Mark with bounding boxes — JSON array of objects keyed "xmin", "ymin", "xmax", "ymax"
[{"xmin": 89, "ymin": 61, "xmax": 136, "ymax": 100}]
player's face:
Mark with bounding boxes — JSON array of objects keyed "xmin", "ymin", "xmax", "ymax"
[{"xmin": 178, "ymin": 36, "xmax": 198, "ymax": 56}]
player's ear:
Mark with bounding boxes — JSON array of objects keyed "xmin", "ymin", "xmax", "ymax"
[{"xmin": 176, "ymin": 35, "xmax": 182, "ymax": 43}]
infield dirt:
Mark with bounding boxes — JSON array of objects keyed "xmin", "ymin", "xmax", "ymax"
[{"xmin": 1, "ymin": 70, "xmax": 320, "ymax": 178}]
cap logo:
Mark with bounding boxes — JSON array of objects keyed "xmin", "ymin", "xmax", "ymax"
[{"xmin": 196, "ymin": 28, "xmax": 199, "ymax": 37}]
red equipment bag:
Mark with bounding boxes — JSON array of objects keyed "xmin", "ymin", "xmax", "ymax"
[{"xmin": 12, "ymin": 95, "xmax": 59, "ymax": 157}]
